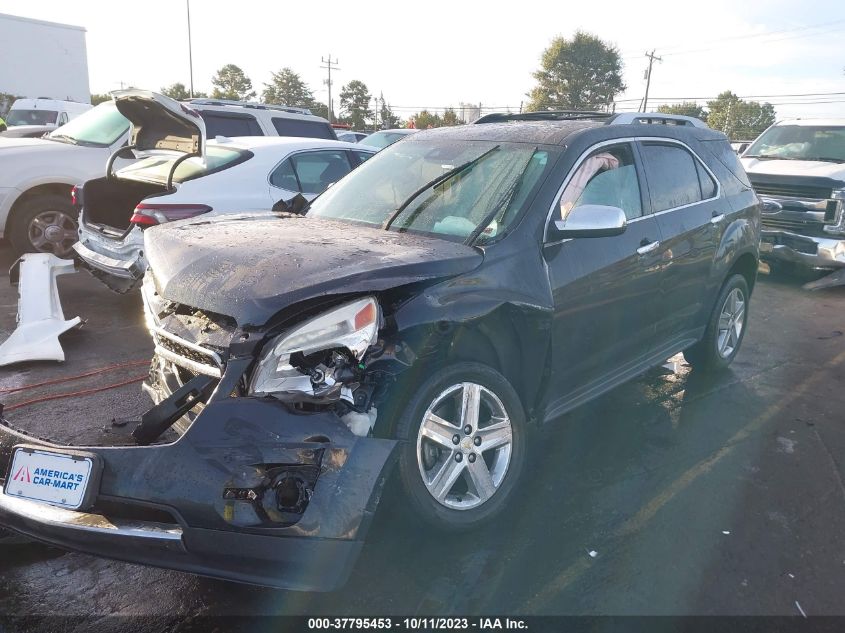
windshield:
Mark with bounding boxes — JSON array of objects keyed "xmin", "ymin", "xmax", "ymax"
[
  {"xmin": 745, "ymin": 125, "xmax": 845, "ymax": 162},
  {"xmin": 308, "ymin": 138, "xmax": 551, "ymax": 243},
  {"xmin": 46, "ymin": 102, "xmax": 129, "ymax": 147},
  {"xmin": 7, "ymin": 109, "xmax": 57, "ymax": 126},
  {"xmin": 116, "ymin": 145, "xmax": 250, "ymax": 184},
  {"xmin": 361, "ymin": 131, "xmax": 411, "ymax": 149}
]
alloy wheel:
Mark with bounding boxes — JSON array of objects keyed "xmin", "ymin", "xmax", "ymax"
[
  {"xmin": 416, "ymin": 382, "xmax": 513, "ymax": 510},
  {"xmin": 717, "ymin": 287, "xmax": 745, "ymax": 358},
  {"xmin": 27, "ymin": 210, "xmax": 78, "ymax": 257}
]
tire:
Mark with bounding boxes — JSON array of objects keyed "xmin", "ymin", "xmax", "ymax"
[
  {"xmin": 684, "ymin": 274, "xmax": 750, "ymax": 371},
  {"xmin": 395, "ymin": 362, "xmax": 527, "ymax": 531},
  {"xmin": 8, "ymin": 193, "xmax": 78, "ymax": 258}
]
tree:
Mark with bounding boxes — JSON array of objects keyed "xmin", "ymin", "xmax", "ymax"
[
  {"xmin": 339, "ymin": 80, "xmax": 372, "ymax": 130},
  {"xmin": 160, "ymin": 82, "xmax": 191, "ymax": 100},
  {"xmin": 309, "ymin": 102, "xmax": 335, "ymax": 121},
  {"xmin": 411, "ymin": 110, "xmax": 442, "ymax": 129},
  {"xmin": 706, "ymin": 91, "xmax": 776, "ymax": 140},
  {"xmin": 262, "ymin": 68, "xmax": 315, "ymax": 107},
  {"xmin": 210, "ymin": 64, "xmax": 256, "ymax": 101},
  {"xmin": 379, "ymin": 101, "xmax": 401, "ymax": 129},
  {"xmin": 90, "ymin": 93, "xmax": 111, "ymax": 106},
  {"xmin": 442, "ymin": 108, "xmax": 464, "ymax": 126},
  {"xmin": 526, "ymin": 31, "xmax": 625, "ymax": 111},
  {"xmin": 657, "ymin": 101, "xmax": 707, "ymax": 120}
]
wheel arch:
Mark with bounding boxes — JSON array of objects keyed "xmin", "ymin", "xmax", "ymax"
[{"xmin": 5, "ymin": 182, "xmax": 75, "ymax": 234}]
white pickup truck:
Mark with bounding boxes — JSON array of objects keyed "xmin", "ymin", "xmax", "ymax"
[
  {"xmin": 0, "ymin": 92, "xmax": 337, "ymax": 257},
  {"xmin": 740, "ymin": 119, "xmax": 845, "ymax": 288}
]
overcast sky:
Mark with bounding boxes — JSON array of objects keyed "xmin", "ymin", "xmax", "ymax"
[{"xmin": 4, "ymin": 0, "xmax": 845, "ymax": 119}]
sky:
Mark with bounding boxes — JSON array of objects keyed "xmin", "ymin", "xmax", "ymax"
[{"xmin": 3, "ymin": 0, "xmax": 845, "ymax": 120}]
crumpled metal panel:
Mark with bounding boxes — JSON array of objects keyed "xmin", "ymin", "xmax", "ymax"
[{"xmin": 0, "ymin": 253, "xmax": 82, "ymax": 366}]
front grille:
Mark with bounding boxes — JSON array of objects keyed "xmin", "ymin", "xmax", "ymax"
[
  {"xmin": 151, "ymin": 328, "xmax": 222, "ymax": 377},
  {"xmin": 157, "ymin": 336, "xmax": 216, "ymax": 369},
  {"xmin": 752, "ymin": 181, "xmax": 832, "ymax": 200},
  {"xmin": 762, "ymin": 217, "xmax": 830, "ymax": 237}
]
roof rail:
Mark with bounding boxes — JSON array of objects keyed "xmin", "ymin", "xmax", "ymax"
[
  {"xmin": 187, "ymin": 98, "xmax": 313, "ymax": 116},
  {"xmin": 607, "ymin": 112, "xmax": 709, "ymax": 128},
  {"xmin": 473, "ymin": 110, "xmax": 613, "ymax": 124}
]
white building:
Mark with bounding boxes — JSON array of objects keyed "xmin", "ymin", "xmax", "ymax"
[{"xmin": 0, "ymin": 12, "xmax": 90, "ymax": 105}]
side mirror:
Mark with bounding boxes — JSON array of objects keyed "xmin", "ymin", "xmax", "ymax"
[
  {"xmin": 272, "ymin": 193, "xmax": 310, "ymax": 215},
  {"xmin": 551, "ymin": 204, "xmax": 627, "ymax": 239}
]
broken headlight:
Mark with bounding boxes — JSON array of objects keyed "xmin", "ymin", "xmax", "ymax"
[{"xmin": 249, "ymin": 297, "xmax": 380, "ymax": 397}]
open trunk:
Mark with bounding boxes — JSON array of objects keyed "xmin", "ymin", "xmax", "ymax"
[{"xmin": 81, "ymin": 176, "xmax": 169, "ymax": 233}]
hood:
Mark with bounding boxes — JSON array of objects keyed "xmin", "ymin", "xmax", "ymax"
[
  {"xmin": 741, "ymin": 157, "xmax": 845, "ymax": 182},
  {"xmin": 113, "ymin": 89, "xmax": 206, "ymax": 158},
  {"xmin": 0, "ymin": 124, "xmax": 53, "ymax": 138},
  {"xmin": 0, "ymin": 136, "xmax": 92, "ymax": 156},
  {"xmin": 145, "ymin": 214, "xmax": 484, "ymax": 327}
]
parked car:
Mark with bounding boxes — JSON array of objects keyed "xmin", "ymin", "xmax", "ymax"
[
  {"xmin": 335, "ymin": 130, "xmax": 370, "ymax": 143},
  {"xmin": 0, "ymin": 90, "xmax": 337, "ymax": 257},
  {"xmin": 0, "ymin": 98, "xmax": 92, "ymax": 139},
  {"xmin": 0, "ymin": 111, "xmax": 759, "ymax": 591},
  {"xmin": 358, "ymin": 128, "xmax": 416, "ymax": 149},
  {"xmin": 740, "ymin": 118, "xmax": 845, "ymax": 287},
  {"xmin": 75, "ymin": 123, "xmax": 375, "ymax": 291}
]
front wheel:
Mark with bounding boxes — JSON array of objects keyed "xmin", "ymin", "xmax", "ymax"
[
  {"xmin": 684, "ymin": 274, "xmax": 750, "ymax": 371},
  {"xmin": 396, "ymin": 362, "xmax": 527, "ymax": 531},
  {"xmin": 8, "ymin": 193, "xmax": 79, "ymax": 258}
]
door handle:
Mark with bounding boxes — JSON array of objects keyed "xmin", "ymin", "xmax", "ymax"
[
  {"xmin": 637, "ymin": 240, "xmax": 660, "ymax": 255},
  {"xmin": 710, "ymin": 212, "xmax": 726, "ymax": 224}
]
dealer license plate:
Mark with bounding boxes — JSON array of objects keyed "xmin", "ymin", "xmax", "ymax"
[{"xmin": 4, "ymin": 448, "xmax": 94, "ymax": 510}]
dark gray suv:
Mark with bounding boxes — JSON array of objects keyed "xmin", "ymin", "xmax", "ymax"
[{"xmin": 0, "ymin": 111, "xmax": 760, "ymax": 591}]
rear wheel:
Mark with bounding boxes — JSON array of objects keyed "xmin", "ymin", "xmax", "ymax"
[
  {"xmin": 684, "ymin": 274, "xmax": 749, "ymax": 371},
  {"xmin": 9, "ymin": 194, "xmax": 78, "ymax": 258},
  {"xmin": 396, "ymin": 362, "xmax": 527, "ymax": 531}
]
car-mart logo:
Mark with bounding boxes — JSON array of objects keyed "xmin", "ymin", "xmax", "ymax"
[{"xmin": 12, "ymin": 466, "xmax": 31, "ymax": 483}]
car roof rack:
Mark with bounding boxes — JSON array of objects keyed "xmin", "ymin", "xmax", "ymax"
[
  {"xmin": 473, "ymin": 110, "xmax": 613, "ymax": 124},
  {"xmin": 607, "ymin": 112, "xmax": 709, "ymax": 128},
  {"xmin": 187, "ymin": 98, "xmax": 313, "ymax": 116}
]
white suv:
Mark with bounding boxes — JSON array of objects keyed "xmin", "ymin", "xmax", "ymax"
[{"xmin": 0, "ymin": 90, "xmax": 336, "ymax": 257}]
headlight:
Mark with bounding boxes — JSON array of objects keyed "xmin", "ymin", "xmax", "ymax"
[
  {"xmin": 249, "ymin": 297, "xmax": 380, "ymax": 396},
  {"xmin": 824, "ymin": 189, "xmax": 845, "ymax": 236}
]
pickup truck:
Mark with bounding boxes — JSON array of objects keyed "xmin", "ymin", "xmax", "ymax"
[{"xmin": 740, "ymin": 119, "xmax": 845, "ymax": 288}]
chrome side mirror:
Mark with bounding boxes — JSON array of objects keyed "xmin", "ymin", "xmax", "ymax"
[{"xmin": 551, "ymin": 204, "xmax": 627, "ymax": 239}]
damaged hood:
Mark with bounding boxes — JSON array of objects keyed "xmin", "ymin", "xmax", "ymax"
[{"xmin": 145, "ymin": 214, "xmax": 483, "ymax": 327}]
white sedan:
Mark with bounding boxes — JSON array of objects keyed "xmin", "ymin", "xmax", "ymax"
[{"xmin": 74, "ymin": 135, "xmax": 375, "ymax": 292}]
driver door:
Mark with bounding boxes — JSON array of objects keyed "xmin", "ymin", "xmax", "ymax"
[{"xmin": 542, "ymin": 142, "xmax": 665, "ymax": 417}]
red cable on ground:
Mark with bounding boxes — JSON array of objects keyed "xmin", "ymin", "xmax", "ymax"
[
  {"xmin": 3, "ymin": 374, "xmax": 149, "ymax": 412},
  {"xmin": 0, "ymin": 359, "xmax": 149, "ymax": 395}
]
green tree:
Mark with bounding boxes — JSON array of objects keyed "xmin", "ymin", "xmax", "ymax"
[
  {"xmin": 160, "ymin": 82, "xmax": 191, "ymax": 100},
  {"xmin": 262, "ymin": 68, "xmax": 315, "ymax": 107},
  {"xmin": 657, "ymin": 101, "xmax": 707, "ymax": 120},
  {"xmin": 706, "ymin": 91, "xmax": 776, "ymax": 140},
  {"xmin": 210, "ymin": 64, "xmax": 256, "ymax": 101},
  {"xmin": 339, "ymin": 80, "xmax": 372, "ymax": 130},
  {"xmin": 442, "ymin": 108, "xmax": 464, "ymax": 126},
  {"xmin": 412, "ymin": 110, "xmax": 443, "ymax": 128},
  {"xmin": 90, "ymin": 93, "xmax": 111, "ymax": 105},
  {"xmin": 379, "ymin": 101, "xmax": 401, "ymax": 129},
  {"xmin": 526, "ymin": 31, "xmax": 625, "ymax": 111}
]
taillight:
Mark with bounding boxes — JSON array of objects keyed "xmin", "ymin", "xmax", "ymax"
[{"xmin": 130, "ymin": 203, "xmax": 212, "ymax": 227}]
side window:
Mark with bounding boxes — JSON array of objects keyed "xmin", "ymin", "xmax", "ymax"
[
  {"xmin": 58, "ymin": 112, "xmax": 68, "ymax": 125},
  {"xmin": 271, "ymin": 117, "xmax": 335, "ymax": 140},
  {"xmin": 289, "ymin": 150, "xmax": 352, "ymax": 194},
  {"xmin": 696, "ymin": 160, "xmax": 718, "ymax": 199},
  {"xmin": 559, "ymin": 144, "xmax": 643, "ymax": 220},
  {"xmin": 199, "ymin": 112, "xmax": 263, "ymax": 137},
  {"xmin": 269, "ymin": 159, "xmax": 300, "ymax": 191},
  {"xmin": 640, "ymin": 143, "xmax": 703, "ymax": 211},
  {"xmin": 353, "ymin": 150, "xmax": 374, "ymax": 164}
]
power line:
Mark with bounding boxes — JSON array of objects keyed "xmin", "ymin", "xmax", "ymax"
[
  {"xmin": 641, "ymin": 50, "xmax": 662, "ymax": 111},
  {"xmin": 319, "ymin": 55, "xmax": 340, "ymax": 124}
]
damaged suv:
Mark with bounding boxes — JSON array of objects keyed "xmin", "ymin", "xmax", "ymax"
[{"xmin": 0, "ymin": 111, "xmax": 759, "ymax": 591}]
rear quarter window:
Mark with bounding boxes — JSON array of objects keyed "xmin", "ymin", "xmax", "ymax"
[
  {"xmin": 199, "ymin": 112, "xmax": 263, "ymax": 137},
  {"xmin": 272, "ymin": 117, "xmax": 336, "ymax": 140},
  {"xmin": 702, "ymin": 139, "xmax": 753, "ymax": 189}
]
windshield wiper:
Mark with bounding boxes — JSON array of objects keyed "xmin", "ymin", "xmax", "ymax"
[
  {"xmin": 47, "ymin": 134, "xmax": 79, "ymax": 145},
  {"xmin": 382, "ymin": 145, "xmax": 500, "ymax": 231},
  {"xmin": 802, "ymin": 157, "xmax": 845, "ymax": 164}
]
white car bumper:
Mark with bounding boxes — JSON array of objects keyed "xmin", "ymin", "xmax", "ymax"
[{"xmin": 73, "ymin": 225, "xmax": 146, "ymax": 292}]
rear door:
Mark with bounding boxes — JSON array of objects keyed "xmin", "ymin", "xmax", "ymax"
[
  {"xmin": 544, "ymin": 141, "xmax": 664, "ymax": 410},
  {"xmin": 638, "ymin": 140, "xmax": 725, "ymax": 343}
]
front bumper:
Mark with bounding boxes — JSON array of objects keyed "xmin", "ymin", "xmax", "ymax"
[
  {"xmin": 760, "ymin": 229, "xmax": 845, "ymax": 270},
  {"xmin": 0, "ymin": 395, "xmax": 398, "ymax": 591},
  {"xmin": 73, "ymin": 225, "xmax": 145, "ymax": 292}
]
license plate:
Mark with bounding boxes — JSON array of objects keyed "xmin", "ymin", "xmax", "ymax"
[
  {"xmin": 5, "ymin": 448, "xmax": 95, "ymax": 510},
  {"xmin": 760, "ymin": 241, "xmax": 774, "ymax": 253}
]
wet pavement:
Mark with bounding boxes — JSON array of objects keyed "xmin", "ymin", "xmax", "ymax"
[{"xmin": 1, "ymin": 246, "xmax": 845, "ymax": 623}]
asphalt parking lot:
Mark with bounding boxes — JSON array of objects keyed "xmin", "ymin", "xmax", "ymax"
[{"xmin": 1, "ymin": 245, "xmax": 845, "ymax": 626}]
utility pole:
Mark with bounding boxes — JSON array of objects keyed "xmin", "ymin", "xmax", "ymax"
[
  {"xmin": 320, "ymin": 55, "xmax": 340, "ymax": 123},
  {"xmin": 186, "ymin": 0, "xmax": 194, "ymax": 98},
  {"xmin": 642, "ymin": 49, "xmax": 662, "ymax": 112}
]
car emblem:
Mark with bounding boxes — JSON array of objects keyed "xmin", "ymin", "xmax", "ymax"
[{"xmin": 759, "ymin": 197, "xmax": 783, "ymax": 214}]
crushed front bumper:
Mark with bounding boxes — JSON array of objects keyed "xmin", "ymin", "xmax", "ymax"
[
  {"xmin": 760, "ymin": 229, "xmax": 845, "ymax": 269},
  {"xmin": 0, "ymin": 395, "xmax": 398, "ymax": 591}
]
